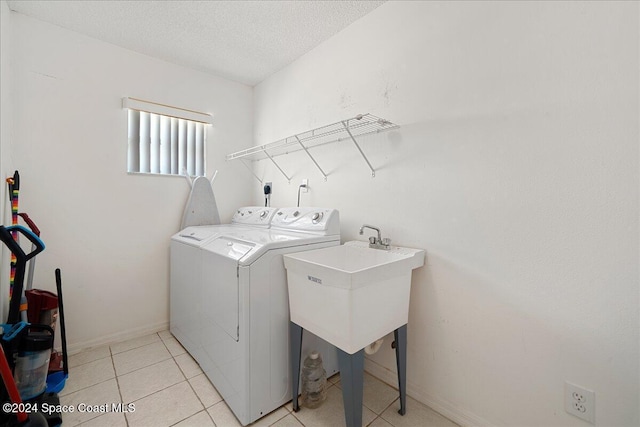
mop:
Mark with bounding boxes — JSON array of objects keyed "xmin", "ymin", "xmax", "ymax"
[{"xmin": 5, "ymin": 171, "xmax": 19, "ymax": 300}]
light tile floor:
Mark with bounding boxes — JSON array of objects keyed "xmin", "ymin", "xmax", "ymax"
[{"xmin": 60, "ymin": 331, "xmax": 459, "ymax": 427}]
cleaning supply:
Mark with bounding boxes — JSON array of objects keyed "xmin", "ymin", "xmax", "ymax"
[
  {"xmin": 0, "ymin": 341, "xmax": 48, "ymax": 427},
  {"xmin": 25, "ymin": 290, "xmax": 58, "ymax": 333},
  {"xmin": 45, "ymin": 268, "xmax": 69, "ymax": 393},
  {"xmin": 13, "ymin": 325, "xmax": 54, "ymax": 401},
  {"xmin": 0, "ymin": 226, "xmax": 45, "ymax": 325},
  {"xmin": 6, "ymin": 171, "xmax": 20, "ymax": 300},
  {"xmin": 301, "ymin": 351, "xmax": 327, "ymax": 408},
  {"xmin": 17, "ymin": 213, "xmax": 41, "ymax": 323}
]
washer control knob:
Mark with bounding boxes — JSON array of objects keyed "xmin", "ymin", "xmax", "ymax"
[
  {"xmin": 312, "ymin": 212, "xmax": 323, "ymax": 223},
  {"xmin": 248, "ymin": 210, "xmax": 253, "ymax": 214},
  {"xmin": 260, "ymin": 211, "xmax": 268, "ymax": 219},
  {"xmin": 293, "ymin": 211, "xmax": 300, "ymax": 217}
]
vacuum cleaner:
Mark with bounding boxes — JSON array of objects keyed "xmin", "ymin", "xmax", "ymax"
[{"xmin": 0, "ymin": 225, "xmax": 62, "ymax": 427}]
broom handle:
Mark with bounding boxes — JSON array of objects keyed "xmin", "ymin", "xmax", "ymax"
[{"xmin": 55, "ymin": 268, "xmax": 69, "ymax": 376}]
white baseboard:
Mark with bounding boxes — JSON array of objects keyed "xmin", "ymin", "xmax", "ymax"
[
  {"xmin": 65, "ymin": 321, "xmax": 169, "ymax": 355},
  {"xmin": 364, "ymin": 358, "xmax": 496, "ymax": 427}
]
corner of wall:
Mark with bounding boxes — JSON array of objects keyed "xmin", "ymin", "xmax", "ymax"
[{"xmin": 0, "ymin": 0, "xmax": 12, "ymax": 321}]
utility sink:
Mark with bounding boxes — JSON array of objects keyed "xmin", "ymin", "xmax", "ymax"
[{"xmin": 284, "ymin": 241, "xmax": 425, "ymax": 354}]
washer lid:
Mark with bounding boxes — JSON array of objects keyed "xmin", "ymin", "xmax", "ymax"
[
  {"xmin": 202, "ymin": 236, "xmax": 255, "ymax": 260},
  {"xmin": 172, "ymin": 226, "xmax": 221, "ymax": 246},
  {"xmin": 179, "ymin": 228, "xmax": 215, "ymax": 241}
]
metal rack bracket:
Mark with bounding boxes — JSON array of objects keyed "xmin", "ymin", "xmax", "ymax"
[
  {"xmin": 294, "ymin": 136, "xmax": 328, "ymax": 181},
  {"xmin": 264, "ymin": 150, "xmax": 291, "ymax": 183},
  {"xmin": 240, "ymin": 159, "xmax": 263, "ymax": 184},
  {"xmin": 342, "ymin": 120, "xmax": 376, "ymax": 177}
]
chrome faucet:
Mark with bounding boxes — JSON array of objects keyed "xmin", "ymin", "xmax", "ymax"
[{"xmin": 359, "ymin": 224, "xmax": 391, "ymax": 250}]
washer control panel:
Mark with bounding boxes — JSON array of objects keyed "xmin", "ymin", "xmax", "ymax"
[{"xmin": 232, "ymin": 207, "xmax": 279, "ymax": 227}]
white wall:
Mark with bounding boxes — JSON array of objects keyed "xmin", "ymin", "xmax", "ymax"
[
  {"xmin": 254, "ymin": 2, "xmax": 639, "ymax": 426},
  {"xmin": 6, "ymin": 12, "xmax": 254, "ymax": 350},
  {"xmin": 0, "ymin": 0, "xmax": 12, "ymax": 320}
]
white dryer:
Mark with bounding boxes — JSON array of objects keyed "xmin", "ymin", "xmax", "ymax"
[
  {"xmin": 195, "ymin": 207, "xmax": 340, "ymax": 425},
  {"xmin": 170, "ymin": 207, "xmax": 278, "ymax": 363}
]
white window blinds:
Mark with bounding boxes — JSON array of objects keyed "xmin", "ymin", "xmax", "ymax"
[{"xmin": 123, "ymin": 98, "xmax": 212, "ymax": 177}]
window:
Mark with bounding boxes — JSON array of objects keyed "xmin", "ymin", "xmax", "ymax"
[{"xmin": 123, "ymin": 98, "xmax": 212, "ymax": 177}]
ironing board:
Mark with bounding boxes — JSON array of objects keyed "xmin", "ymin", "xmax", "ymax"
[{"xmin": 181, "ymin": 175, "xmax": 221, "ymax": 229}]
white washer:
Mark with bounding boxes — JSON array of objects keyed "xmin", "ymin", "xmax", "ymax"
[
  {"xmin": 189, "ymin": 207, "xmax": 341, "ymax": 425},
  {"xmin": 170, "ymin": 207, "xmax": 279, "ymax": 363}
]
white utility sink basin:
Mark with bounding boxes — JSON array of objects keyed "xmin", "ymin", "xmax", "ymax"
[{"xmin": 284, "ymin": 241, "xmax": 425, "ymax": 354}]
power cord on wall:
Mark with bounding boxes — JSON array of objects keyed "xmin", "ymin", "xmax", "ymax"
[
  {"xmin": 264, "ymin": 183, "xmax": 271, "ymax": 207},
  {"xmin": 297, "ymin": 184, "xmax": 307, "ymax": 207}
]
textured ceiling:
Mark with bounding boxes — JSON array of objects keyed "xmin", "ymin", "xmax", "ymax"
[{"xmin": 7, "ymin": 0, "xmax": 384, "ymax": 86}]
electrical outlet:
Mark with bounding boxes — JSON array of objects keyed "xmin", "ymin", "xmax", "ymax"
[
  {"xmin": 565, "ymin": 382, "xmax": 595, "ymax": 424},
  {"xmin": 301, "ymin": 179, "xmax": 308, "ymax": 192},
  {"xmin": 263, "ymin": 182, "xmax": 272, "ymax": 207}
]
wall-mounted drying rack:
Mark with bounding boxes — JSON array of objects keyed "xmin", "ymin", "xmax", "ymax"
[{"xmin": 226, "ymin": 113, "xmax": 399, "ymax": 182}]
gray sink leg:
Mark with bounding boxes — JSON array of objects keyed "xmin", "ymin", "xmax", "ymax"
[
  {"xmin": 290, "ymin": 321, "xmax": 303, "ymax": 412},
  {"xmin": 394, "ymin": 324, "xmax": 407, "ymax": 415},
  {"xmin": 337, "ymin": 348, "xmax": 365, "ymax": 427}
]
